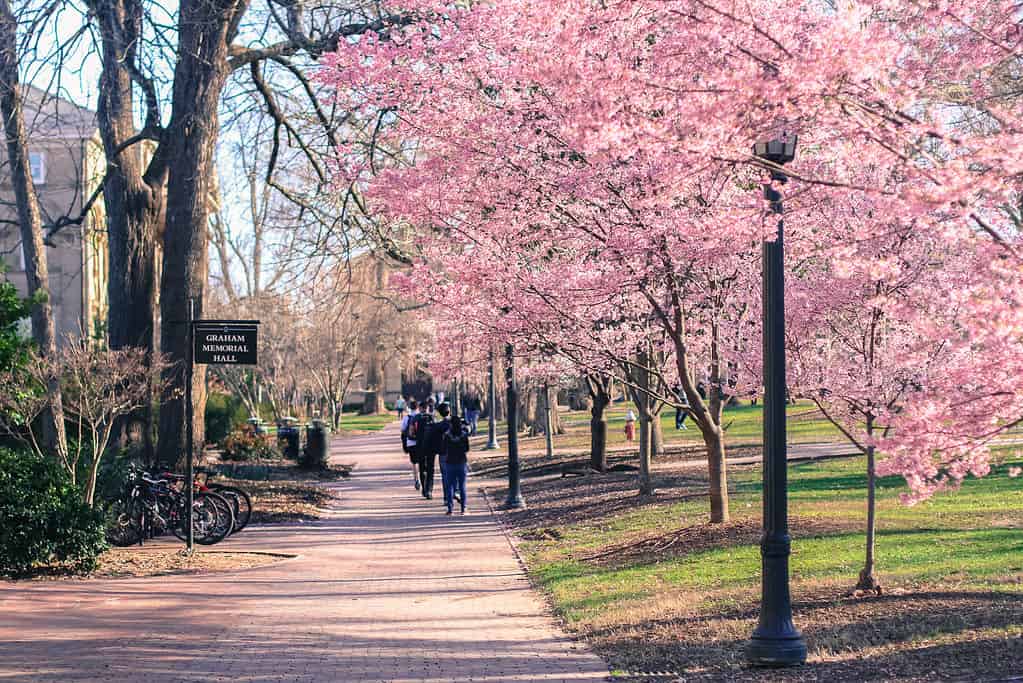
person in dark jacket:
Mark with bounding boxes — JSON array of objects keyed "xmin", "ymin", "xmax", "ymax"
[
  {"xmin": 418, "ymin": 402, "xmax": 450, "ymax": 499},
  {"xmin": 442, "ymin": 412, "xmax": 470, "ymax": 515}
]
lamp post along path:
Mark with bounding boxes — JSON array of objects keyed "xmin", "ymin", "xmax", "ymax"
[
  {"xmin": 746, "ymin": 135, "xmax": 807, "ymax": 667},
  {"xmin": 503, "ymin": 343, "xmax": 524, "ymax": 509},
  {"xmin": 486, "ymin": 349, "xmax": 499, "ymax": 449}
]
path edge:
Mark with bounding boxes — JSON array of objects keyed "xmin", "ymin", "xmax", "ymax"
[{"xmin": 478, "ymin": 482, "xmax": 612, "ymax": 680}]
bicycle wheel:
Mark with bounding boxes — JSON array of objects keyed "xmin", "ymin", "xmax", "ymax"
[
  {"xmin": 106, "ymin": 498, "xmax": 144, "ymax": 547},
  {"xmin": 170, "ymin": 492, "xmax": 231, "ymax": 545},
  {"xmin": 209, "ymin": 484, "xmax": 252, "ymax": 532},
  {"xmin": 195, "ymin": 491, "xmax": 235, "ymax": 545}
]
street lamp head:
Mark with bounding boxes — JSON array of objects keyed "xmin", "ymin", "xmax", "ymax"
[{"xmin": 753, "ymin": 135, "xmax": 798, "ymax": 165}]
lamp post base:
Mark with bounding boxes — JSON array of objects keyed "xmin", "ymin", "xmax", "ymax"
[
  {"xmin": 746, "ymin": 632, "xmax": 807, "ymax": 667},
  {"xmin": 484, "ymin": 440, "xmax": 499, "ymax": 450},
  {"xmin": 502, "ymin": 493, "xmax": 525, "ymax": 509}
]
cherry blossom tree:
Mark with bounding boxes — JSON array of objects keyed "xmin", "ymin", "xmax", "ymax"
[{"xmin": 318, "ymin": 0, "xmax": 1023, "ymax": 516}]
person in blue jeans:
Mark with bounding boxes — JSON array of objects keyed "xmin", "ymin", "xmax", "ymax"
[{"xmin": 442, "ymin": 413, "xmax": 470, "ymax": 515}]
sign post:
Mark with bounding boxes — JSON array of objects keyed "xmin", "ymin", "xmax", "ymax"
[{"xmin": 185, "ymin": 316, "xmax": 259, "ymax": 552}]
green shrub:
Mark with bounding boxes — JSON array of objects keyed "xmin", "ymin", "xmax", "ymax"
[
  {"xmin": 205, "ymin": 393, "xmax": 249, "ymax": 445},
  {"xmin": 0, "ymin": 447, "xmax": 107, "ymax": 576},
  {"xmin": 221, "ymin": 424, "xmax": 280, "ymax": 461}
]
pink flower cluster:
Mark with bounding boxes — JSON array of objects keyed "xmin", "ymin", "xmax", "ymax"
[{"xmin": 317, "ymin": 0, "xmax": 1023, "ymax": 501}]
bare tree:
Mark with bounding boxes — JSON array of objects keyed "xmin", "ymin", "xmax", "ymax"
[{"xmin": 0, "ymin": 0, "xmax": 67, "ymax": 461}]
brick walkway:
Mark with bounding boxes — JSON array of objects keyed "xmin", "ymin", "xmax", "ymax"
[{"xmin": 0, "ymin": 426, "xmax": 609, "ymax": 682}]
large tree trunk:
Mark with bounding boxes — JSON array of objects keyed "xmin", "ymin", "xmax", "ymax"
[
  {"xmin": 587, "ymin": 373, "xmax": 611, "ymax": 472},
  {"xmin": 528, "ymin": 385, "xmax": 546, "ymax": 436},
  {"xmin": 0, "ymin": 3, "xmax": 68, "ymax": 465},
  {"xmin": 92, "ymin": 0, "xmax": 164, "ymax": 462},
  {"xmin": 156, "ymin": 0, "xmax": 241, "ymax": 466}
]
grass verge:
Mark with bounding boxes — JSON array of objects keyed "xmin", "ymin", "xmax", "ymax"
[{"xmin": 486, "ymin": 446, "xmax": 1023, "ymax": 681}]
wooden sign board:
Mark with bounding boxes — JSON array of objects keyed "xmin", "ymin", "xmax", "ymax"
[{"xmin": 193, "ymin": 320, "xmax": 259, "ymax": 365}]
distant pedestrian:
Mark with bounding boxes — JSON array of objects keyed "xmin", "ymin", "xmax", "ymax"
[
  {"xmin": 442, "ymin": 412, "xmax": 470, "ymax": 515},
  {"xmin": 672, "ymin": 385, "xmax": 689, "ymax": 431},
  {"xmin": 395, "ymin": 396, "xmax": 406, "ymax": 420},
  {"xmin": 424, "ymin": 397, "xmax": 436, "ymax": 416},
  {"xmin": 624, "ymin": 409, "xmax": 636, "ymax": 442},
  {"xmin": 464, "ymin": 394, "xmax": 481, "ymax": 435},
  {"xmin": 400, "ymin": 400, "xmax": 422, "ymax": 490}
]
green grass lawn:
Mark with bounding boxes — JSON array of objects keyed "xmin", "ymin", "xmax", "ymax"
[
  {"xmin": 511, "ymin": 399, "xmax": 844, "ymax": 455},
  {"xmin": 512, "ymin": 449, "xmax": 1023, "ymax": 679},
  {"xmin": 337, "ymin": 411, "xmax": 395, "ymax": 433}
]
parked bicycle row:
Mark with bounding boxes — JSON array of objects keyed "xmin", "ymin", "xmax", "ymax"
[{"xmin": 105, "ymin": 464, "xmax": 252, "ymax": 547}]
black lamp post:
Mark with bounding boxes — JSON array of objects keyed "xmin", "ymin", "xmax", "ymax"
[
  {"xmin": 485, "ymin": 349, "xmax": 499, "ymax": 449},
  {"xmin": 746, "ymin": 134, "xmax": 807, "ymax": 667},
  {"xmin": 503, "ymin": 342, "xmax": 525, "ymax": 509}
]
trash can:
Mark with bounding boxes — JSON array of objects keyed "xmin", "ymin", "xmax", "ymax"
[
  {"xmin": 247, "ymin": 417, "xmax": 266, "ymax": 435},
  {"xmin": 277, "ymin": 417, "xmax": 300, "ymax": 459},
  {"xmin": 301, "ymin": 419, "xmax": 328, "ymax": 470}
]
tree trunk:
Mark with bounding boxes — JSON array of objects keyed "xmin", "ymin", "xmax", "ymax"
[
  {"xmin": 528, "ymin": 386, "xmax": 547, "ymax": 436},
  {"xmin": 651, "ymin": 415, "xmax": 664, "ymax": 456},
  {"xmin": 0, "ymin": 3, "xmax": 68, "ymax": 464},
  {"xmin": 857, "ymin": 419, "xmax": 879, "ymax": 591},
  {"xmin": 704, "ymin": 427, "xmax": 729, "ymax": 523},
  {"xmin": 92, "ymin": 0, "xmax": 164, "ymax": 463},
  {"xmin": 546, "ymin": 384, "xmax": 565, "ymax": 435},
  {"xmin": 156, "ymin": 0, "xmax": 238, "ymax": 466},
  {"xmin": 587, "ymin": 374, "xmax": 611, "ymax": 472},
  {"xmin": 630, "ymin": 347, "xmax": 657, "ymax": 495},
  {"xmin": 638, "ymin": 414, "xmax": 653, "ymax": 495}
]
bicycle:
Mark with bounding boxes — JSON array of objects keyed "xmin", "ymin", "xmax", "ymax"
[
  {"xmin": 158, "ymin": 468, "xmax": 252, "ymax": 534},
  {"xmin": 106, "ymin": 465, "xmax": 235, "ymax": 546}
]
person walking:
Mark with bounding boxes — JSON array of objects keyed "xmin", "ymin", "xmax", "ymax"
[
  {"xmin": 428, "ymin": 402, "xmax": 453, "ymax": 501},
  {"xmin": 673, "ymin": 385, "xmax": 690, "ymax": 431},
  {"xmin": 415, "ymin": 404, "xmax": 442, "ymax": 499},
  {"xmin": 395, "ymin": 395, "xmax": 406, "ymax": 420},
  {"xmin": 442, "ymin": 412, "xmax": 470, "ymax": 515},
  {"xmin": 400, "ymin": 399, "xmax": 422, "ymax": 490},
  {"xmin": 624, "ymin": 409, "xmax": 636, "ymax": 442},
  {"xmin": 464, "ymin": 394, "xmax": 481, "ymax": 435}
]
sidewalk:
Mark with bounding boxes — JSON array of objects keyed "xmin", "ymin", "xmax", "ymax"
[{"xmin": 0, "ymin": 425, "xmax": 608, "ymax": 682}]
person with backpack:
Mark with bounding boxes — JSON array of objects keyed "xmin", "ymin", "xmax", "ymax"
[
  {"xmin": 411, "ymin": 408, "xmax": 436, "ymax": 497},
  {"xmin": 395, "ymin": 395, "xmax": 406, "ymax": 420},
  {"xmin": 442, "ymin": 412, "xmax": 470, "ymax": 515},
  {"xmin": 417, "ymin": 402, "xmax": 449, "ymax": 499},
  {"xmin": 427, "ymin": 402, "xmax": 453, "ymax": 501},
  {"xmin": 400, "ymin": 399, "xmax": 423, "ymax": 490}
]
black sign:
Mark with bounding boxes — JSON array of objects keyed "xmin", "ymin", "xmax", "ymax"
[{"xmin": 193, "ymin": 320, "xmax": 259, "ymax": 365}]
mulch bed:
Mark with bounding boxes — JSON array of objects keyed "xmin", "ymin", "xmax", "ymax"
[
  {"xmin": 478, "ymin": 447, "xmax": 763, "ymax": 532},
  {"xmin": 595, "ymin": 584, "xmax": 1023, "ymax": 681},
  {"xmin": 577, "ymin": 516, "xmax": 848, "ymax": 569},
  {"xmin": 213, "ymin": 462, "xmax": 352, "ymax": 524},
  {"xmin": 19, "ymin": 549, "xmax": 293, "ymax": 581}
]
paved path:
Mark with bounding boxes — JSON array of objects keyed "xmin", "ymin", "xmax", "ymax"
[{"xmin": 0, "ymin": 426, "xmax": 608, "ymax": 682}]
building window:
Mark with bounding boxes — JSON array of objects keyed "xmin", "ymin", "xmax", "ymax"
[{"xmin": 29, "ymin": 151, "xmax": 45, "ymax": 185}]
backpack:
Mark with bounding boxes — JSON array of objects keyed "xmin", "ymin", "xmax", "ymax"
[{"xmin": 407, "ymin": 412, "xmax": 433, "ymax": 441}]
